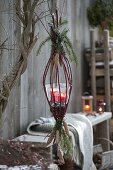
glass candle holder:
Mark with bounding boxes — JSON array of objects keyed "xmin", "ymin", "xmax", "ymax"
[
  {"xmin": 45, "ymin": 83, "xmax": 70, "ymax": 120},
  {"xmin": 82, "ymin": 93, "xmax": 93, "ymax": 113},
  {"xmin": 96, "ymin": 100, "xmax": 106, "ymax": 114},
  {"xmin": 46, "ymin": 83, "xmax": 69, "ymax": 104}
]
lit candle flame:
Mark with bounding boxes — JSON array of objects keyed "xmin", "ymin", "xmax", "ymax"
[
  {"xmin": 99, "ymin": 107, "xmax": 102, "ymax": 112},
  {"xmin": 84, "ymin": 105, "xmax": 91, "ymax": 112}
]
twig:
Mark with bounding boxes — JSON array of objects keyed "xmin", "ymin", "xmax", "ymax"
[
  {"xmin": 36, "ymin": 14, "xmax": 51, "ymax": 37},
  {"xmin": 98, "ymin": 137, "xmax": 113, "ymax": 148},
  {"xmin": 0, "ymin": 38, "xmax": 8, "ymax": 48}
]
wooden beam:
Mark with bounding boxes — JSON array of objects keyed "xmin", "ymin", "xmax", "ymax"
[
  {"xmin": 90, "ymin": 29, "xmax": 96, "ymax": 111},
  {"xmin": 104, "ymin": 30, "xmax": 111, "ymax": 112},
  {"xmin": 91, "ymin": 68, "xmax": 113, "ymax": 77}
]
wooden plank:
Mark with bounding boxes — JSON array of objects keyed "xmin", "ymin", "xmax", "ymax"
[
  {"xmin": 104, "ymin": 30, "xmax": 111, "ymax": 111},
  {"xmin": 101, "ymin": 150, "xmax": 113, "ymax": 169},
  {"xmin": 85, "ymin": 48, "xmax": 113, "ymax": 62},
  {"xmin": 96, "ymin": 88, "xmax": 113, "ymax": 95},
  {"xmin": 95, "ymin": 120, "xmax": 111, "ymax": 151},
  {"xmin": 85, "ymin": 112, "xmax": 112, "ymax": 150},
  {"xmin": 92, "ymin": 68, "xmax": 113, "ymax": 77},
  {"xmin": 86, "ymin": 112, "xmax": 112, "ymax": 126},
  {"xmin": 90, "ymin": 29, "xmax": 96, "ymax": 110},
  {"xmin": 94, "ymin": 60, "xmax": 113, "ymax": 68},
  {"xmin": 88, "ymin": 77, "xmax": 113, "ymax": 88},
  {"xmin": 93, "ymin": 144, "xmax": 103, "ymax": 155},
  {"xmin": 96, "ymin": 95, "xmax": 113, "ymax": 101}
]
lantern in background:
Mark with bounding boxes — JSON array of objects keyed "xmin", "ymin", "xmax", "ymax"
[
  {"xmin": 96, "ymin": 99, "xmax": 106, "ymax": 114},
  {"xmin": 82, "ymin": 92, "xmax": 93, "ymax": 113}
]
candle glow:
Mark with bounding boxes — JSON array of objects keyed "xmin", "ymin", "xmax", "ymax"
[
  {"xmin": 84, "ymin": 105, "xmax": 91, "ymax": 112},
  {"xmin": 99, "ymin": 107, "xmax": 102, "ymax": 112},
  {"xmin": 50, "ymin": 89, "xmax": 66, "ymax": 103}
]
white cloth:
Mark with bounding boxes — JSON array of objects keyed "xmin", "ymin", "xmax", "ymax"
[
  {"xmin": 65, "ymin": 113, "xmax": 94, "ymax": 170},
  {"xmin": 27, "ymin": 114, "xmax": 97, "ymax": 170}
]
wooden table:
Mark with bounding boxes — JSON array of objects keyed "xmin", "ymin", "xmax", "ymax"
[
  {"xmin": 86, "ymin": 112, "xmax": 112, "ymax": 151},
  {"xmin": 67, "ymin": 112, "xmax": 112, "ymax": 150}
]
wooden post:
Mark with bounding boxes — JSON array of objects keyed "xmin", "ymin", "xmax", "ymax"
[
  {"xmin": 103, "ymin": 30, "xmax": 111, "ymax": 148},
  {"xmin": 103, "ymin": 30, "xmax": 111, "ymax": 112},
  {"xmin": 90, "ymin": 29, "xmax": 96, "ymax": 111}
]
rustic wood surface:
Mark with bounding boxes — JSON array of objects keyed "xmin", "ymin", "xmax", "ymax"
[
  {"xmin": 94, "ymin": 68, "xmax": 113, "ymax": 77},
  {"xmin": 85, "ymin": 48, "xmax": 113, "ymax": 62},
  {"xmin": 0, "ymin": 0, "xmax": 93, "ymax": 139},
  {"xmin": 90, "ymin": 29, "xmax": 96, "ymax": 111},
  {"xmin": 103, "ymin": 30, "xmax": 111, "ymax": 112},
  {"xmin": 93, "ymin": 143, "xmax": 113, "ymax": 170}
]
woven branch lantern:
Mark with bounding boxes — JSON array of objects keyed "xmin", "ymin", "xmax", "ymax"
[
  {"xmin": 43, "ymin": 54, "xmax": 73, "ymax": 163},
  {"xmin": 43, "ymin": 12, "xmax": 72, "ymax": 164},
  {"xmin": 43, "ymin": 53, "xmax": 72, "ymax": 135},
  {"xmin": 43, "ymin": 23, "xmax": 72, "ymax": 164},
  {"xmin": 43, "ymin": 55, "xmax": 72, "ymax": 122},
  {"xmin": 38, "ymin": 9, "xmax": 77, "ymax": 164}
]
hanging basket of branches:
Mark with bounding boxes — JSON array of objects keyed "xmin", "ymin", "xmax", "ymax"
[{"xmin": 37, "ymin": 9, "xmax": 77, "ymax": 164}]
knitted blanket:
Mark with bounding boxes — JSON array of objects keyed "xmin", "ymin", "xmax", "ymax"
[
  {"xmin": 65, "ymin": 113, "xmax": 94, "ymax": 170},
  {"xmin": 27, "ymin": 114, "xmax": 96, "ymax": 170}
]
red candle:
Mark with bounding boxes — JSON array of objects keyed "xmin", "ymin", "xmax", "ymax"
[
  {"xmin": 60, "ymin": 92, "xmax": 66, "ymax": 102},
  {"xmin": 51, "ymin": 89, "xmax": 66, "ymax": 102}
]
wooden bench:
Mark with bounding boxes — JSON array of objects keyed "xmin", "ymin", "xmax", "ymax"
[
  {"xmin": 85, "ymin": 112, "xmax": 112, "ymax": 150},
  {"xmin": 15, "ymin": 112, "xmax": 112, "ymax": 151}
]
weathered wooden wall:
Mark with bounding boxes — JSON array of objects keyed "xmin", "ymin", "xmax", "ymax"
[
  {"xmin": 0, "ymin": 0, "xmax": 91, "ymax": 138},
  {"xmin": 0, "ymin": 0, "xmax": 21, "ymax": 138},
  {"xmin": 20, "ymin": 0, "xmax": 91, "ymax": 133}
]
